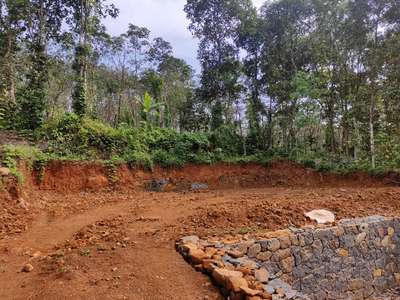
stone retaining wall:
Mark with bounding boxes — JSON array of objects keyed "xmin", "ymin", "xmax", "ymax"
[{"xmin": 177, "ymin": 216, "xmax": 400, "ymax": 300}]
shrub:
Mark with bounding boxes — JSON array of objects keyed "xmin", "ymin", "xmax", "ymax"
[
  {"xmin": 124, "ymin": 150, "xmax": 154, "ymax": 170},
  {"xmin": 152, "ymin": 149, "xmax": 184, "ymax": 167},
  {"xmin": 1, "ymin": 144, "xmax": 48, "ymax": 183},
  {"xmin": 43, "ymin": 113, "xmax": 130, "ymax": 159}
]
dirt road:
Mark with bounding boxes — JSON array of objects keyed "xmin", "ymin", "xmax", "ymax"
[{"xmin": 1, "ymin": 185, "xmax": 400, "ymax": 300}]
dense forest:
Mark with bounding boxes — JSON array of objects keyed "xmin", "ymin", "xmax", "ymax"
[{"xmin": 1, "ymin": 0, "xmax": 400, "ymax": 172}]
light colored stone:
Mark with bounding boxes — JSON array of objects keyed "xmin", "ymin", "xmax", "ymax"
[
  {"xmin": 337, "ymin": 248, "xmax": 349, "ymax": 257},
  {"xmin": 22, "ymin": 263, "xmax": 34, "ymax": 272},
  {"xmin": 276, "ymin": 287, "xmax": 285, "ymax": 297},
  {"xmin": 277, "ymin": 248, "xmax": 291, "ymax": 260},
  {"xmin": 381, "ymin": 236, "xmax": 391, "ymax": 247},
  {"xmin": 31, "ymin": 251, "xmax": 42, "ymax": 259},
  {"xmin": 237, "ymin": 267, "xmax": 252, "ymax": 276},
  {"xmin": 238, "ymin": 257, "xmax": 258, "ymax": 270},
  {"xmin": 266, "ymin": 239, "xmax": 280, "ymax": 251},
  {"xmin": 181, "ymin": 235, "xmax": 200, "ymax": 245},
  {"xmin": 281, "ymin": 256, "xmax": 295, "ymax": 273},
  {"xmin": 355, "ymin": 232, "xmax": 367, "ymax": 244},
  {"xmin": 228, "ymin": 249, "xmax": 246, "ymax": 258},
  {"xmin": 189, "ymin": 248, "xmax": 207, "ymax": 264},
  {"xmin": 247, "ymin": 243, "xmax": 261, "ymax": 258},
  {"xmin": 373, "ymin": 269, "xmax": 383, "ymax": 278},
  {"xmin": 202, "ymin": 259, "xmax": 222, "ymax": 273},
  {"xmin": 349, "ymin": 279, "xmax": 364, "ymax": 290},
  {"xmin": 226, "ymin": 275, "xmax": 248, "ymax": 292},
  {"xmin": 263, "ymin": 284, "xmax": 275, "ymax": 294},
  {"xmin": 386, "ymin": 262, "xmax": 396, "ymax": 273},
  {"xmin": 256, "ymin": 251, "xmax": 272, "ymax": 262},
  {"xmin": 212, "ymin": 268, "xmax": 243, "ymax": 287},
  {"xmin": 394, "ymin": 273, "xmax": 400, "ymax": 285},
  {"xmin": 305, "ymin": 209, "xmax": 335, "ymax": 224},
  {"xmin": 279, "ymin": 236, "xmax": 291, "ymax": 249},
  {"xmin": 255, "ymin": 268, "xmax": 270, "ymax": 283},
  {"xmin": 180, "ymin": 242, "xmax": 197, "ymax": 253},
  {"xmin": 289, "ymin": 235, "xmax": 299, "ymax": 246},
  {"xmin": 205, "ymin": 247, "xmax": 217, "ymax": 257},
  {"xmin": 0, "ymin": 167, "xmax": 10, "ymax": 176},
  {"xmin": 388, "ymin": 227, "xmax": 395, "ymax": 236},
  {"xmin": 17, "ymin": 198, "xmax": 29, "ymax": 210}
]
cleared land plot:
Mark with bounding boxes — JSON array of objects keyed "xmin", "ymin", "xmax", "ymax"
[{"xmin": 1, "ymin": 182, "xmax": 400, "ymax": 299}]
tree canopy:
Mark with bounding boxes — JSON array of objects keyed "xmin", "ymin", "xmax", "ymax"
[{"xmin": 1, "ymin": 0, "xmax": 400, "ymax": 171}]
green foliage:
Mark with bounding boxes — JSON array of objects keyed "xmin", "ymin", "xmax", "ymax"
[
  {"xmin": 72, "ymin": 77, "xmax": 87, "ymax": 117},
  {"xmin": 43, "ymin": 113, "xmax": 129, "ymax": 159},
  {"xmin": 17, "ymin": 85, "xmax": 46, "ymax": 130},
  {"xmin": 4, "ymin": 112, "xmax": 400, "ymax": 178},
  {"xmin": 38, "ymin": 114, "xmax": 259, "ymax": 168},
  {"xmin": 0, "ymin": 106, "xmax": 5, "ymax": 129},
  {"xmin": 152, "ymin": 149, "xmax": 184, "ymax": 167},
  {"xmin": 124, "ymin": 150, "xmax": 154, "ymax": 170},
  {"xmin": 17, "ymin": 43, "xmax": 48, "ymax": 130},
  {"xmin": 209, "ymin": 125, "xmax": 244, "ymax": 156},
  {"xmin": 1, "ymin": 144, "xmax": 48, "ymax": 183},
  {"xmin": 2, "ymin": 0, "xmax": 400, "ymax": 180},
  {"xmin": 140, "ymin": 91, "xmax": 163, "ymax": 127},
  {"xmin": 104, "ymin": 158, "xmax": 120, "ymax": 184},
  {"xmin": 375, "ymin": 131, "xmax": 400, "ymax": 170},
  {"xmin": 38, "ymin": 113, "xmax": 395, "ymax": 174}
]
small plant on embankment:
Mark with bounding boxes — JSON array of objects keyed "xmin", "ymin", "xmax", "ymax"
[
  {"xmin": 104, "ymin": 157, "xmax": 122, "ymax": 185},
  {"xmin": 1, "ymin": 144, "xmax": 49, "ymax": 184}
]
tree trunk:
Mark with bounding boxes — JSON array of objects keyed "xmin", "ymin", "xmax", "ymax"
[
  {"xmin": 2, "ymin": 29, "xmax": 16, "ymax": 103},
  {"xmin": 370, "ymin": 95, "xmax": 376, "ymax": 169},
  {"xmin": 266, "ymin": 97, "xmax": 273, "ymax": 150}
]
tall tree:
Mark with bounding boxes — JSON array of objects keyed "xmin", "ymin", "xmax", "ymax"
[
  {"xmin": 0, "ymin": 0, "xmax": 29, "ymax": 110},
  {"xmin": 125, "ymin": 24, "xmax": 150, "ymax": 77},
  {"xmin": 18, "ymin": 0, "xmax": 68, "ymax": 129},
  {"xmin": 184, "ymin": 0, "xmax": 245, "ymax": 130},
  {"xmin": 259, "ymin": 0, "xmax": 313, "ymax": 151},
  {"xmin": 67, "ymin": 0, "xmax": 118, "ymax": 116}
]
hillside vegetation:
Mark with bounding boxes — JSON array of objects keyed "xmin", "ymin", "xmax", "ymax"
[{"xmin": 1, "ymin": 0, "xmax": 400, "ymax": 175}]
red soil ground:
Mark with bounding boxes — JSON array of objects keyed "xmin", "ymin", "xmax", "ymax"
[{"xmin": 1, "ymin": 161, "xmax": 400, "ymax": 299}]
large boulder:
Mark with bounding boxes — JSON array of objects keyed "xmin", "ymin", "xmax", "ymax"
[
  {"xmin": 148, "ymin": 179, "xmax": 169, "ymax": 192},
  {"xmin": 212, "ymin": 267, "xmax": 244, "ymax": 288},
  {"xmin": 305, "ymin": 209, "xmax": 335, "ymax": 224}
]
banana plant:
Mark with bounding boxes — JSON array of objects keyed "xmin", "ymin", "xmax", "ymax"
[{"xmin": 139, "ymin": 92, "xmax": 163, "ymax": 128}]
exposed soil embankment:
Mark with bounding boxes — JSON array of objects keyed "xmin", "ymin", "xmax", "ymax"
[
  {"xmin": 12, "ymin": 160, "xmax": 396, "ymax": 194},
  {"xmin": 0, "ymin": 160, "xmax": 397, "ymax": 238}
]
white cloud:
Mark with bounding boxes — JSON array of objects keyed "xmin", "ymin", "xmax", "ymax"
[{"xmin": 105, "ymin": 0, "xmax": 265, "ymax": 72}]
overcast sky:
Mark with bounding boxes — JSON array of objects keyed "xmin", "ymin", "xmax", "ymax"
[{"xmin": 105, "ymin": 0, "xmax": 265, "ymax": 72}]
